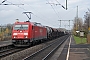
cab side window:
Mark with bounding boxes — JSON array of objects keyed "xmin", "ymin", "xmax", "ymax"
[{"xmin": 32, "ymin": 26, "xmax": 34, "ymax": 30}]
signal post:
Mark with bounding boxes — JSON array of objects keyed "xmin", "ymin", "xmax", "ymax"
[{"xmin": 87, "ymin": 15, "xmax": 90, "ymax": 44}]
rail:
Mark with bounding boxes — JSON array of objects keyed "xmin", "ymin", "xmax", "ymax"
[{"xmin": 23, "ymin": 35, "xmax": 69, "ymax": 60}]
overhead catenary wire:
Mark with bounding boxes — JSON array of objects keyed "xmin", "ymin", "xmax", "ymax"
[
  {"xmin": 55, "ymin": 0, "xmax": 67, "ymax": 10},
  {"xmin": 0, "ymin": 0, "xmax": 60, "ymax": 27},
  {"xmin": 0, "ymin": 0, "xmax": 24, "ymax": 5},
  {"xmin": 0, "ymin": 0, "xmax": 7, "ymax": 5},
  {"xmin": 5, "ymin": 1, "xmax": 26, "ymax": 11},
  {"xmin": 0, "ymin": 0, "xmax": 74, "ymax": 29},
  {"xmin": 46, "ymin": 0, "xmax": 61, "ymax": 19},
  {"xmin": 59, "ymin": 6, "xmax": 77, "ymax": 19},
  {"xmin": 17, "ymin": 0, "xmax": 58, "ymax": 27},
  {"xmin": 0, "ymin": 0, "xmax": 57, "ymax": 27},
  {"xmin": 55, "ymin": 0, "xmax": 61, "ymax": 5},
  {"xmin": 45, "ymin": 0, "xmax": 66, "ymax": 19},
  {"xmin": 19, "ymin": 0, "xmax": 59, "ymax": 22},
  {"xmin": 1, "ymin": 0, "xmax": 7, "ymax": 4}
]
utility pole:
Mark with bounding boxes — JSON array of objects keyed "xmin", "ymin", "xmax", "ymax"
[
  {"xmin": 87, "ymin": 9, "xmax": 90, "ymax": 33},
  {"xmin": 75, "ymin": 6, "xmax": 79, "ymax": 32},
  {"xmin": 58, "ymin": 20, "xmax": 73, "ymax": 28},
  {"xmin": 75, "ymin": 6, "xmax": 80, "ymax": 36},
  {"xmin": 23, "ymin": 12, "xmax": 32, "ymax": 21},
  {"xmin": 66, "ymin": 0, "xmax": 68, "ymax": 10},
  {"xmin": 76, "ymin": 6, "xmax": 78, "ymax": 31},
  {"xmin": 77, "ymin": 6, "xmax": 78, "ymax": 18},
  {"xmin": 87, "ymin": 12, "xmax": 90, "ymax": 43}
]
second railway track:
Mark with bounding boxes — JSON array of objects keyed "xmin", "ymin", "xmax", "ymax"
[
  {"xmin": 0, "ymin": 47, "xmax": 27, "ymax": 58},
  {"xmin": 23, "ymin": 35, "xmax": 70, "ymax": 60}
]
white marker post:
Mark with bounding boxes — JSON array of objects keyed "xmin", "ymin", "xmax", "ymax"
[{"xmin": 80, "ymin": 31, "xmax": 84, "ymax": 43}]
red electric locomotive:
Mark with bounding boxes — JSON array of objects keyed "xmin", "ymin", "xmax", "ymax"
[{"xmin": 12, "ymin": 21, "xmax": 47, "ymax": 46}]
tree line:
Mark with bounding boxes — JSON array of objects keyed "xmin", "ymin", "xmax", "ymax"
[
  {"xmin": 0, "ymin": 24, "xmax": 13, "ymax": 41},
  {"xmin": 73, "ymin": 9, "xmax": 90, "ymax": 37}
]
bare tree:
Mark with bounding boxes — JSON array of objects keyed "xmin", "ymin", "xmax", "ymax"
[
  {"xmin": 73, "ymin": 17, "xmax": 83, "ymax": 35},
  {"xmin": 84, "ymin": 12, "xmax": 90, "ymax": 30}
]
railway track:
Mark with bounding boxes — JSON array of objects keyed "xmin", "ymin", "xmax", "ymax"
[
  {"xmin": 0, "ymin": 44, "xmax": 13, "ymax": 51},
  {"xmin": 23, "ymin": 35, "xmax": 69, "ymax": 60},
  {"xmin": 0, "ymin": 47, "xmax": 27, "ymax": 58},
  {"xmin": 0, "ymin": 35, "xmax": 69, "ymax": 60}
]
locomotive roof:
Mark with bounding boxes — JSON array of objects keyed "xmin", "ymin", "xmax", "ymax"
[
  {"xmin": 14, "ymin": 21, "xmax": 45, "ymax": 27},
  {"xmin": 15, "ymin": 21, "xmax": 33, "ymax": 25}
]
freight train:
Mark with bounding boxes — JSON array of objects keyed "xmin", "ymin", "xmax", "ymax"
[{"xmin": 12, "ymin": 21, "xmax": 67, "ymax": 46}]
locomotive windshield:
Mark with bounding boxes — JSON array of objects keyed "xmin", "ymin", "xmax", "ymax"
[{"xmin": 14, "ymin": 24, "xmax": 28, "ymax": 30}]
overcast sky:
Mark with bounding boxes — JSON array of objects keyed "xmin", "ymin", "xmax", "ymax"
[{"xmin": 0, "ymin": 0, "xmax": 90, "ymax": 30}]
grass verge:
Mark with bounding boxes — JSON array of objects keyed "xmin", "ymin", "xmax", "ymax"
[{"xmin": 74, "ymin": 35, "xmax": 87, "ymax": 44}]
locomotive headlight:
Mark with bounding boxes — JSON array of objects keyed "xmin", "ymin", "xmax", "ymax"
[
  {"xmin": 24, "ymin": 33, "xmax": 28, "ymax": 35},
  {"xmin": 14, "ymin": 36, "xmax": 16, "ymax": 38},
  {"xmin": 25, "ymin": 36, "xmax": 28, "ymax": 38}
]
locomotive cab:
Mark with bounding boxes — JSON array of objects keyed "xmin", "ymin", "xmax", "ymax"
[
  {"xmin": 12, "ymin": 21, "xmax": 32, "ymax": 46},
  {"xmin": 12, "ymin": 21, "xmax": 47, "ymax": 46}
]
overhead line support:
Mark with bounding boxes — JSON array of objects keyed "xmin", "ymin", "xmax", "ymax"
[{"xmin": 58, "ymin": 20, "xmax": 73, "ymax": 28}]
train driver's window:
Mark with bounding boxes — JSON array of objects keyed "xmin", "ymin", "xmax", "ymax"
[{"xmin": 32, "ymin": 26, "xmax": 34, "ymax": 30}]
